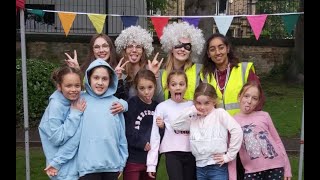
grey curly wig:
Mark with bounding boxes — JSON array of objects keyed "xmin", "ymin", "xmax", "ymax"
[
  {"xmin": 160, "ymin": 22, "xmax": 205, "ymax": 61},
  {"xmin": 115, "ymin": 25, "xmax": 154, "ymax": 57}
]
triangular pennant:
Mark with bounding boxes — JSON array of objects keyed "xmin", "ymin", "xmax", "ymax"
[
  {"xmin": 213, "ymin": 16, "xmax": 234, "ymax": 36},
  {"xmin": 121, "ymin": 16, "xmax": 139, "ymax": 28},
  {"xmin": 151, "ymin": 17, "xmax": 169, "ymax": 39},
  {"xmin": 88, "ymin": 14, "xmax": 107, "ymax": 33},
  {"xmin": 27, "ymin": 9, "xmax": 45, "ymax": 17},
  {"xmin": 182, "ymin": 17, "xmax": 200, "ymax": 27},
  {"xmin": 247, "ymin": 14, "xmax": 267, "ymax": 40},
  {"xmin": 58, "ymin": 12, "xmax": 76, "ymax": 37},
  {"xmin": 281, "ymin": 14, "xmax": 300, "ymax": 35}
]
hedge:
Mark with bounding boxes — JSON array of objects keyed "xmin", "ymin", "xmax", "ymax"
[{"xmin": 16, "ymin": 59, "xmax": 59, "ymax": 127}]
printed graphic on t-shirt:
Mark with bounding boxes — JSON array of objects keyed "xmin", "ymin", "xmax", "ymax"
[
  {"xmin": 135, "ymin": 110, "xmax": 155, "ymax": 130},
  {"xmin": 242, "ymin": 123, "xmax": 278, "ymax": 160}
]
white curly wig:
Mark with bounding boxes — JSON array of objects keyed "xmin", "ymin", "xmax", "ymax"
[
  {"xmin": 160, "ymin": 22, "xmax": 205, "ymax": 61},
  {"xmin": 115, "ymin": 25, "xmax": 154, "ymax": 57}
]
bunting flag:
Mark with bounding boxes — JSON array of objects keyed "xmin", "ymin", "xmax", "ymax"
[
  {"xmin": 247, "ymin": 14, "xmax": 267, "ymax": 40},
  {"xmin": 213, "ymin": 16, "xmax": 234, "ymax": 36},
  {"xmin": 23, "ymin": 8, "xmax": 303, "ymax": 40},
  {"xmin": 88, "ymin": 14, "xmax": 107, "ymax": 33},
  {"xmin": 58, "ymin": 12, "xmax": 76, "ymax": 36},
  {"xmin": 151, "ymin": 17, "xmax": 169, "ymax": 39},
  {"xmin": 16, "ymin": 0, "xmax": 25, "ymax": 14},
  {"xmin": 121, "ymin": 16, "xmax": 139, "ymax": 28},
  {"xmin": 27, "ymin": 9, "xmax": 45, "ymax": 17},
  {"xmin": 281, "ymin": 14, "xmax": 300, "ymax": 35},
  {"xmin": 182, "ymin": 17, "xmax": 200, "ymax": 27}
]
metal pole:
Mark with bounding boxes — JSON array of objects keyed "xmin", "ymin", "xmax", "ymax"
[
  {"xmin": 20, "ymin": 8, "xmax": 30, "ymax": 180},
  {"xmin": 298, "ymin": 94, "xmax": 304, "ymax": 180}
]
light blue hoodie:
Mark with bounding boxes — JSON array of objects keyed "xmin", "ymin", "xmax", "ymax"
[
  {"xmin": 77, "ymin": 59, "xmax": 128, "ymax": 177},
  {"xmin": 38, "ymin": 90, "xmax": 83, "ymax": 180}
]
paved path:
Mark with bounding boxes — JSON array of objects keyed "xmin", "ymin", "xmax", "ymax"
[{"xmin": 16, "ymin": 128, "xmax": 302, "ymax": 153}]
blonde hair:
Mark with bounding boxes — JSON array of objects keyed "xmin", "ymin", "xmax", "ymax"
[{"xmin": 165, "ymin": 53, "xmax": 193, "ymax": 75}]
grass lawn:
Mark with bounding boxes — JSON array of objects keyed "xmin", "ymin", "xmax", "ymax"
[
  {"xmin": 16, "ymin": 147, "xmax": 303, "ymax": 179},
  {"xmin": 261, "ymin": 78, "xmax": 304, "ymax": 138}
]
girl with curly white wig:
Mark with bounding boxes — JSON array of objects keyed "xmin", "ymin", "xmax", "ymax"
[
  {"xmin": 153, "ymin": 21, "xmax": 205, "ymax": 103},
  {"xmin": 114, "ymin": 25, "xmax": 162, "ymax": 100}
]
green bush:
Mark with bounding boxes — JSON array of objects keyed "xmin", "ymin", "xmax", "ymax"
[{"xmin": 16, "ymin": 59, "xmax": 59, "ymax": 128}]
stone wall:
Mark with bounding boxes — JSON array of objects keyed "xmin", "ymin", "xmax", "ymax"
[{"xmin": 16, "ymin": 34, "xmax": 294, "ymax": 76}]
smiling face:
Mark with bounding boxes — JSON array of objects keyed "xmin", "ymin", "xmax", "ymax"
[
  {"xmin": 172, "ymin": 37, "xmax": 191, "ymax": 63},
  {"xmin": 239, "ymin": 86, "xmax": 260, "ymax": 114},
  {"xmin": 207, "ymin": 37, "xmax": 230, "ymax": 68},
  {"xmin": 93, "ymin": 37, "xmax": 111, "ymax": 61},
  {"xmin": 168, "ymin": 74, "xmax": 187, "ymax": 103},
  {"xmin": 125, "ymin": 42, "xmax": 143, "ymax": 64},
  {"xmin": 57, "ymin": 73, "xmax": 82, "ymax": 101},
  {"xmin": 89, "ymin": 67, "xmax": 110, "ymax": 96}
]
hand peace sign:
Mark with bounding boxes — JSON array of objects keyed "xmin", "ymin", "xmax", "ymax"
[
  {"xmin": 64, "ymin": 50, "xmax": 80, "ymax": 70},
  {"xmin": 148, "ymin": 52, "xmax": 164, "ymax": 78},
  {"xmin": 115, "ymin": 57, "xmax": 130, "ymax": 79}
]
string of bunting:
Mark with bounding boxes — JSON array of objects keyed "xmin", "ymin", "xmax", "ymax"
[{"xmin": 26, "ymin": 8, "xmax": 304, "ymax": 40}]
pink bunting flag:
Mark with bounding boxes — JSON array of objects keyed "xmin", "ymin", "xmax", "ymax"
[
  {"xmin": 247, "ymin": 14, "xmax": 268, "ymax": 40},
  {"xmin": 151, "ymin": 17, "xmax": 169, "ymax": 39}
]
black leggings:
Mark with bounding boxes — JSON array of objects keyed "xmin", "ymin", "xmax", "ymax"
[
  {"xmin": 79, "ymin": 172, "xmax": 118, "ymax": 180},
  {"xmin": 165, "ymin": 151, "xmax": 196, "ymax": 180}
]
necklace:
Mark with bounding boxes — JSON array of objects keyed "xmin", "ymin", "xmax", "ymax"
[{"xmin": 215, "ymin": 63, "xmax": 230, "ymax": 91}]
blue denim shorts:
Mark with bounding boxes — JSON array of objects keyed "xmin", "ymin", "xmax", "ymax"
[{"xmin": 196, "ymin": 163, "xmax": 228, "ymax": 180}]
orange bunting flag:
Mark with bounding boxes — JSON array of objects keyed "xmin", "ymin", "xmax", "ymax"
[
  {"xmin": 58, "ymin": 12, "xmax": 76, "ymax": 36},
  {"xmin": 88, "ymin": 14, "xmax": 107, "ymax": 33},
  {"xmin": 151, "ymin": 17, "xmax": 169, "ymax": 39}
]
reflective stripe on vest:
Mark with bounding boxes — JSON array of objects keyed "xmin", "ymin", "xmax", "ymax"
[
  {"xmin": 161, "ymin": 63, "xmax": 202, "ymax": 101},
  {"xmin": 200, "ymin": 62, "xmax": 253, "ymax": 115}
]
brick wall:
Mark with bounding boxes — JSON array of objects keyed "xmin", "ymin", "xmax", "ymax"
[{"xmin": 16, "ymin": 35, "xmax": 294, "ymax": 76}]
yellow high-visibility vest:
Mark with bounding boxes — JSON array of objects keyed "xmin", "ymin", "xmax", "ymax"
[
  {"xmin": 159, "ymin": 63, "xmax": 202, "ymax": 101},
  {"xmin": 200, "ymin": 62, "xmax": 254, "ymax": 115}
]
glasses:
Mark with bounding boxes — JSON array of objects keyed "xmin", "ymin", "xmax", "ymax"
[
  {"xmin": 174, "ymin": 43, "xmax": 192, "ymax": 51},
  {"xmin": 93, "ymin": 43, "xmax": 110, "ymax": 51},
  {"xmin": 126, "ymin": 44, "xmax": 143, "ymax": 52}
]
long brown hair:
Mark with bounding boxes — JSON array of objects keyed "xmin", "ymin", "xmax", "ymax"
[
  {"xmin": 201, "ymin": 33, "xmax": 240, "ymax": 81},
  {"xmin": 120, "ymin": 49, "xmax": 148, "ymax": 83},
  {"xmin": 80, "ymin": 33, "xmax": 118, "ymax": 72}
]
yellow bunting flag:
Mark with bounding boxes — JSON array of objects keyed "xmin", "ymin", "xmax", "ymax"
[
  {"xmin": 88, "ymin": 14, "xmax": 107, "ymax": 33},
  {"xmin": 58, "ymin": 12, "xmax": 76, "ymax": 36}
]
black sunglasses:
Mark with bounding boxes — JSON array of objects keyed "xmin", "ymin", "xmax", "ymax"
[{"xmin": 174, "ymin": 43, "xmax": 192, "ymax": 51}]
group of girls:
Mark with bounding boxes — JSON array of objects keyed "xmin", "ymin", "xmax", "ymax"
[{"xmin": 39, "ymin": 21, "xmax": 292, "ymax": 180}]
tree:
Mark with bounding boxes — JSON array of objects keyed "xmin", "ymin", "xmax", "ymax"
[
  {"xmin": 286, "ymin": 0, "xmax": 304, "ymax": 83},
  {"xmin": 185, "ymin": 0, "xmax": 217, "ymax": 62}
]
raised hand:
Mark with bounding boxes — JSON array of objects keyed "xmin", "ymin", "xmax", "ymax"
[
  {"xmin": 71, "ymin": 98, "xmax": 86, "ymax": 112},
  {"xmin": 148, "ymin": 52, "xmax": 164, "ymax": 78},
  {"xmin": 115, "ymin": 57, "xmax": 130, "ymax": 79},
  {"xmin": 44, "ymin": 165, "xmax": 58, "ymax": 177},
  {"xmin": 65, "ymin": 50, "xmax": 80, "ymax": 70}
]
